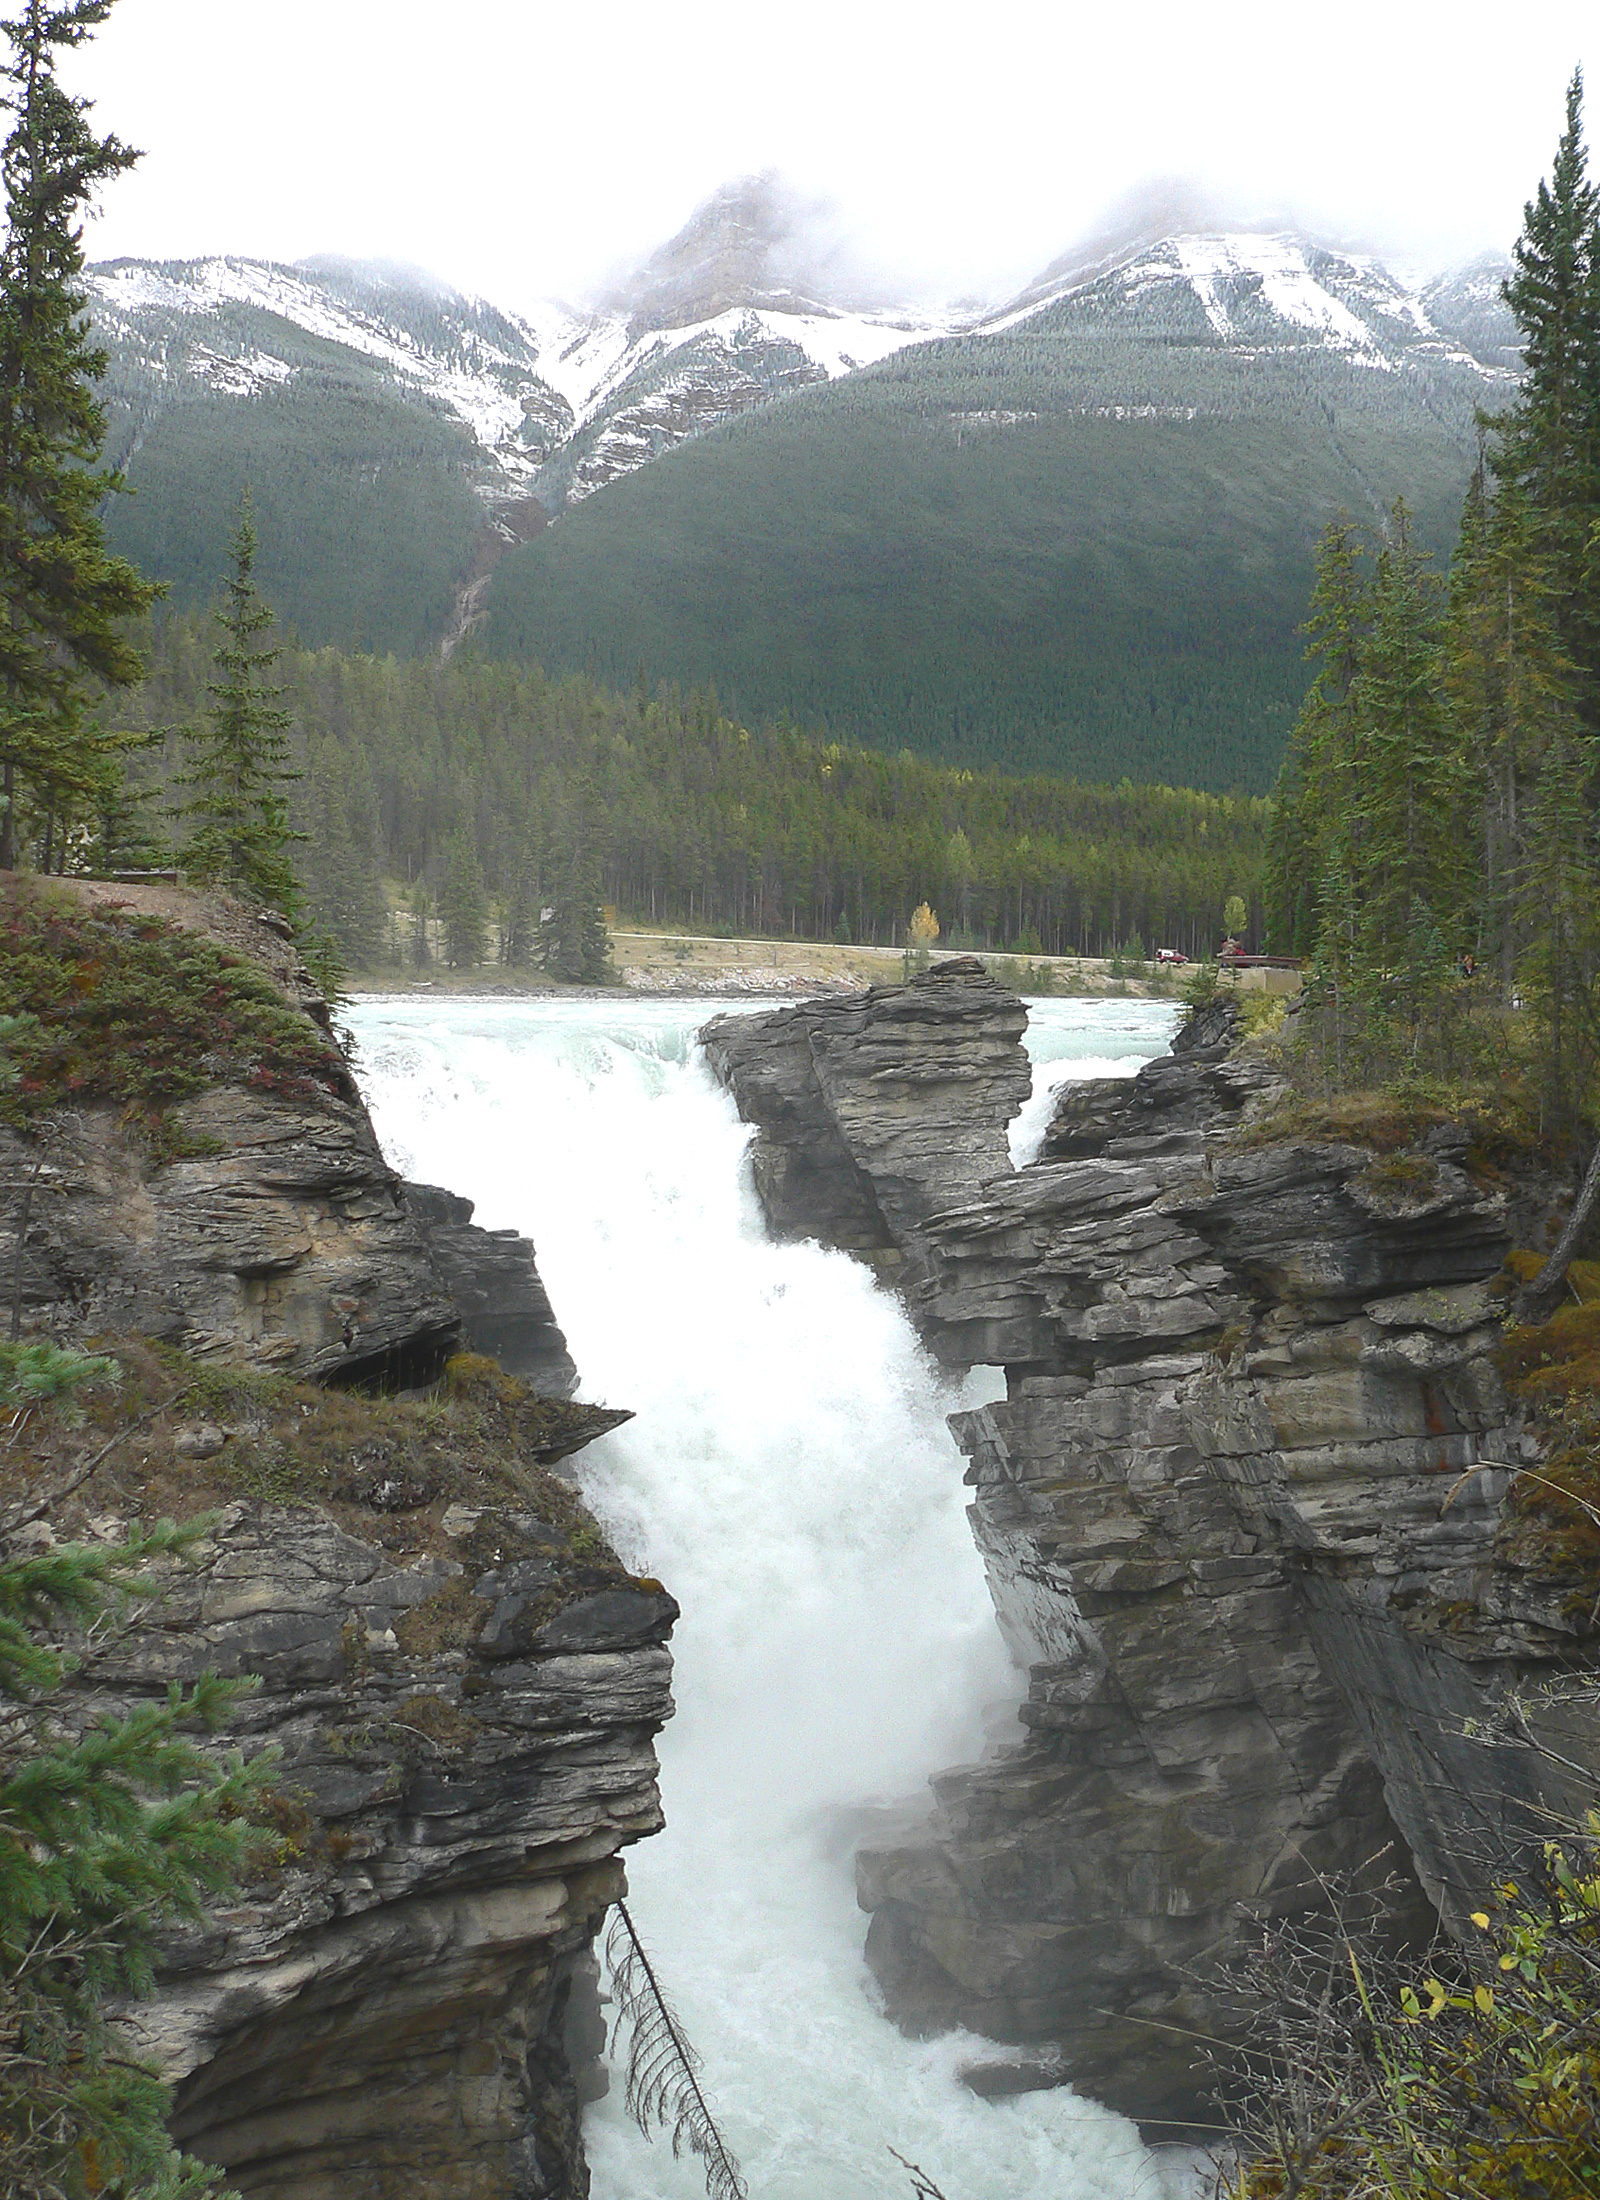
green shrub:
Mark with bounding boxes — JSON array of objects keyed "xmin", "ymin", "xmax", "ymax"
[
  {"xmin": 0, "ymin": 886, "xmax": 354, "ymax": 1131},
  {"xmin": 1226, "ymin": 1826, "xmax": 1600, "ymax": 2199}
]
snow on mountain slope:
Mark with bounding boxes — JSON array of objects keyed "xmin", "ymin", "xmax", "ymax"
[
  {"xmin": 980, "ymin": 229, "xmax": 1512, "ymax": 382},
  {"xmin": 88, "ymin": 170, "xmax": 1518, "ymax": 554},
  {"xmin": 88, "ymin": 248, "xmax": 954, "ymax": 518}
]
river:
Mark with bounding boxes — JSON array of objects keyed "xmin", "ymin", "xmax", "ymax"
[{"xmin": 345, "ymin": 990, "xmax": 1190, "ymax": 2200}]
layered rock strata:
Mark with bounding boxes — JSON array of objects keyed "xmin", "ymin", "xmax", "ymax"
[
  {"xmin": 50, "ymin": 1468, "xmax": 674, "ymax": 2200},
  {"xmin": 3, "ymin": 1086, "xmax": 462, "ymax": 1389},
  {"xmin": 404, "ymin": 1181, "xmax": 579, "ymax": 1396},
  {"xmin": 705, "ymin": 974, "xmax": 1600, "ymax": 2122},
  {"xmin": 4, "ymin": 881, "xmax": 673, "ymax": 2196},
  {"xmin": 700, "ymin": 957, "xmax": 1031, "ymax": 1274}
]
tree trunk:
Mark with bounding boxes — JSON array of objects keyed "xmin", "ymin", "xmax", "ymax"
[{"xmin": 1517, "ymin": 1137, "xmax": 1600, "ymax": 1325}]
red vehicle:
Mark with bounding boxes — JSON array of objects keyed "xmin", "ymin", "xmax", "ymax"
[{"xmin": 1155, "ymin": 947, "xmax": 1188, "ymax": 965}]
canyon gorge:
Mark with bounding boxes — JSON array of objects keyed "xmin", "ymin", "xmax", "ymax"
[{"xmin": 11, "ymin": 894, "xmax": 1598, "ymax": 2195}]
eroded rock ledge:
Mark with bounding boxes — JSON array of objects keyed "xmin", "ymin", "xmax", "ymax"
[
  {"xmin": 704, "ymin": 972, "xmax": 1600, "ymax": 2123},
  {"xmin": 4, "ymin": 879, "xmax": 670, "ymax": 2199}
]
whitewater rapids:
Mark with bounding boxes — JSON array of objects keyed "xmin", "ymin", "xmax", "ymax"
[{"xmin": 346, "ymin": 992, "xmax": 1190, "ymax": 2200}]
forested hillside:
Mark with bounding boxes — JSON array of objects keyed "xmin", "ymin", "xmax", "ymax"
[
  {"xmin": 119, "ymin": 620, "xmax": 1269, "ymax": 966},
  {"xmin": 482, "ymin": 236, "xmax": 1508, "ymax": 791},
  {"xmin": 94, "ymin": 265, "xmax": 492, "ymax": 653}
]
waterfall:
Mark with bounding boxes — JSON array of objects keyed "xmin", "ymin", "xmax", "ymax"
[{"xmin": 347, "ymin": 994, "xmax": 1191, "ymax": 2200}]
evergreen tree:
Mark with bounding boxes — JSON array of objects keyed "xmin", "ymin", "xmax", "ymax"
[
  {"xmin": 1343, "ymin": 506, "xmax": 1471, "ymax": 989},
  {"xmin": 300, "ymin": 741, "xmax": 385, "ymax": 967},
  {"xmin": 500, "ymin": 866, "xmax": 538, "ymax": 968},
  {"xmin": 1495, "ymin": 68, "xmax": 1600, "ymax": 725},
  {"xmin": 0, "ymin": 0, "xmax": 158, "ymax": 871},
  {"xmin": 437, "ymin": 829, "xmax": 487, "ymax": 968},
  {"xmin": 177, "ymin": 496, "xmax": 302, "ymax": 913},
  {"xmin": 0, "ymin": 1460, "xmax": 273, "ymax": 2194},
  {"xmin": 407, "ymin": 879, "xmax": 432, "ymax": 968},
  {"xmin": 538, "ymin": 832, "xmax": 612, "ymax": 985},
  {"xmin": 79, "ymin": 725, "xmax": 168, "ymax": 876},
  {"xmin": 1265, "ymin": 516, "xmax": 1368, "ymax": 954}
]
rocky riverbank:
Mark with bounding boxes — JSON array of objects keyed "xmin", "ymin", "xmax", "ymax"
[
  {"xmin": 2, "ymin": 874, "xmax": 674, "ymax": 2199},
  {"xmin": 704, "ymin": 969, "xmax": 1600, "ymax": 2124}
]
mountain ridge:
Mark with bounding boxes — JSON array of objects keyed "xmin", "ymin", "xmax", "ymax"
[{"xmin": 87, "ymin": 181, "xmax": 1522, "ymax": 785}]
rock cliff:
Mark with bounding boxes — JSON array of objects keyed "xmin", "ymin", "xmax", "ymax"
[
  {"xmin": 3, "ymin": 877, "xmax": 673, "ymax": 2198},
  {"xmin": 700, "ymin": 957, "xmax": 1031, "ymax": 1277},
  {"xmin": 704, "ymin": 972, "xmax": 1600, "ymax": 2124},
  {"xmin": 403, "ymin": 1181, "xmax": 580, "ymax": 1397}
]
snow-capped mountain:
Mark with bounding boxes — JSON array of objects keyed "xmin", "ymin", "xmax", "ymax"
[
  {"xmin": 89, "ymin": 177, "xmax": 961, "ymax": 535},
  {"xmin": 90, "ymin": 193, "xmax": 1515, "ymax": 545},
  {"xmin": 987, "ymin": 226, "xmax": 1515, "ymax": 380},
  {"xmin": 86, "ymin": 177, "xmax": 1520, "ymax": 679}
]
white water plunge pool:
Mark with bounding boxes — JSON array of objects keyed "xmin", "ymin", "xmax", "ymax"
[{"xmin": 345, "ymin": 993, "xmax": 1184, "ymax": 2200}]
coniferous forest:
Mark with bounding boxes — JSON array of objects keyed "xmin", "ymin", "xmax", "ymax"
[
  {"xmin": 106, "ymin": 623, "xmax": 1270, "ymax": 969},
  {"xmin": 1264, "ymin": 71, "xmax": 1600, "ymax": 1136}
]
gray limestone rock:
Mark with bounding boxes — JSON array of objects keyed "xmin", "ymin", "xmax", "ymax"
[
  {"xmin": 403, "ymin": 1180, "xmax": 579, "ymax": 1396},
  {"xmin": 701, "ymin": 958, "xmax": 1032, "ymax": 1276},
  {"xmin": 1, "ymin": 1088, "xmax": 461, "ymax": 1387},
  {"xmin": 707, "ymin": 973, "xmax": 1599, "ymax": 2123},
  {"xmin": 76, "ymin": 1500, "xmax": 679, "ymax": 2200}
]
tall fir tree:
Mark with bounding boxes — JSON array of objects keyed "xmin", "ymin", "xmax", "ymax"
[
  {"xmin": 1265, "ymin": 516, "xmax": 1368, "ymax": 955},
  {"xmin": 538, "ymin": 833, "xmax": 612, "ymax": 985},
  {"xmin": 1495, "ymin": 68, "xmax": 1600, "ymax": 728},
  {"xmin": 0, "ymin": 0, "xmax": 158, "ymax": 871},
  {"xmin": 299, "ymin": 739, "xmax": 385, "ymax": 968},
  {"xmin": 178, "ymin": 494, "xmax": 303, "ymax": 914},
  {"xmin": 1343, "ymin": 505, "xmax": 1471, "ymax": 991},
  {"xmin": 437, "ymin": 829, "xmax": 487, "ymax": 968}
]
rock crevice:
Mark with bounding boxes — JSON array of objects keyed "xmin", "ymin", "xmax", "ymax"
[{"xmin": 705, "ymin": 972, "xmax": 1600, "ymax": 2121}]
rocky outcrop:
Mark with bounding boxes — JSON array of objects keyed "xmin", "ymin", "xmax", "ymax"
[
  {"xmin": 4, "ymin": 879, "xmax": 675, "ymax": 2197},
  {"xmin": 700, "ymin": 958, "xmax": 1032, "ymax": 1274},
  {"xmin": 39, "ymin": 1451, "xmax": 674, "ymax": 2200},
  {"xmin": 4, "ymin": 887, "xmax": 568, "ymax": 1399},
  {"xmin": 5, "ymin": 1087, "xmax": 463, "ymax": 1389},
  {"xmin": 705, "ymin": 973, "xmax": 1600, "ymax": 2124},
  {"xmin": 404, "ymin": 1182, "xmax": 579, "ymax": 1397}
]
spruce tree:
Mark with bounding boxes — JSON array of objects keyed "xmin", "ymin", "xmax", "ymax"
[
  {"xmin": 0, "ymin": 0, "xmax": 158, "ymax": 872},
  {"xmin": 1495, "ymin": 68, "xmax": 1600, "ymax": 724},
  {"xmin": 300, "ymin": 742, "xmax": 385, "ymax": 968},
  {"xmin": 538, "ymin": 834, "xmax": 613, "ymax": 985},
  {"xmin": 0, "ymin": 1340, "xmax": 274, "ymax": 2196},
  {"xmin": 178, "ymin": 495, "xmax": 303, "ymax": 915},
  {"xmin": 437, "ymin": 830, "xmax": 487, "ymax": 968},
  {"xmin": 1265, "ymin": 516, "xmax": 1368, "ymax": 954}
]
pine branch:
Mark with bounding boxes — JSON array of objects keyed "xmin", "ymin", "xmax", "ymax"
[{"xmin": 603, "ymin": 1899, "xmax": 747, "ymax": 2200}]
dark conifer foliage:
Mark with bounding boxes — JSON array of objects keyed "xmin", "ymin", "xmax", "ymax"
[
  {"xmin": 0, "ymin": 1348, "xmax": 274, "ymax": 2197},
  {"xmin": 1495, "ymin": 67, "xmax": 1600, "ymax": 726},
  {"xmin": 1267, "ymin": 76, "xmax": 1600, "ymax": 1122},
  {"xmin": 120, "ymin": 620, "xmax": 1271, "ymax": 969},
  {"xmin": 0, "ymin": 0, "xmax": 158, "ymax": 869},
  {"xmin": 176, "ymin": 494, "xmax": 303, "ymax": 915}
]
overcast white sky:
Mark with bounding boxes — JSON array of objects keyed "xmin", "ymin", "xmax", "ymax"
[{"xmin": 64, "ymin": 0, "xmax": 1600, "ymax": 308}]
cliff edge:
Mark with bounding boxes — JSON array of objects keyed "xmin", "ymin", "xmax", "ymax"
[
  {"xmin": 705, "ymin": 970, "xmax": 1600, "ymax": 2123},
  {"xmin": 2, "ymin": 876, "xmax": 670, "ymax": 2198}
]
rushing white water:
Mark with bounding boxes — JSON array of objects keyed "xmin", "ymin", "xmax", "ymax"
[
  {"xmin": 345, "ymin": 992, "xmax": 1189, "ymax": 2200},
  {"xmin": 1008, "ymin": 996, "xmax": 1176, "ymax": 1165}
]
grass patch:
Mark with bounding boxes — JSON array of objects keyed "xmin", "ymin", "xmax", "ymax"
[
  {"xmin": 1228, "ymin": 1081, "xmax": 1559, "ymax": 1165},
  {"xmin": 0, "ymin": 878, "xmax": 355, "ymax": 1135},
  {"xmin": 0, "ymin": 1337, "xmax": 628, "ymax": 1562},
  {"xmin": 1495, "ymin": 1288, "xmax": 1600, "ymax": 1598}
]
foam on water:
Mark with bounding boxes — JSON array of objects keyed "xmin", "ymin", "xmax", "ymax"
[
  {"xmin": 1008, "ymin": 997, "xmax": 1177, "ymax": 1165},
  {"xmin": 345, "ymin": 993, "xmax": 1189, "ymax": 2200}
]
